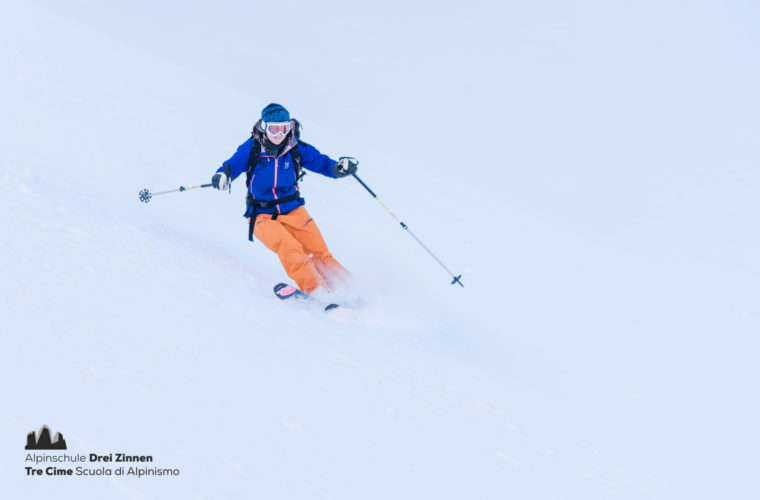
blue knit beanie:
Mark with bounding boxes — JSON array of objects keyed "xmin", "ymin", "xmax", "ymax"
[{"xmin": 261, "ymin": 103, "xmax": 290, "ymax": 123}]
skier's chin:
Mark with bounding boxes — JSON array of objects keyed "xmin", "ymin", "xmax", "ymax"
[{"xmin": 267, "ymin": 133, "xmax": 286, "ymax": 145}]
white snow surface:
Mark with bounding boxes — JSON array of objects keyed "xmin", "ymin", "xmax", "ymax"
[{"xmin": 1, "ymin": 1, "xmax": 759, "ymax": 499}]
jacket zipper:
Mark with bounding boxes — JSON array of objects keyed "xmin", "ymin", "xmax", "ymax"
[{"xmin": 272, "ymin": 156, "xmax": 280, "ymax": 215}]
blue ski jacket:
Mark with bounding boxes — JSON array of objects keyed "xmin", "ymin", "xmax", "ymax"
[{"xmin": 216, "ymin": 129, "xmax": 337, "ymax": 216}]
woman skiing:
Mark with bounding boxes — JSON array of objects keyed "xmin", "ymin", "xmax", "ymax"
[{"xmin": 211, "ymin": 103, "xmax": 358, "ymax": 295}]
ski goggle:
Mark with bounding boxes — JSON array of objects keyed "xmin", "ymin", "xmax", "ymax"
[{"xmin": 264, "ymin": 121, "xmax": 291, "ymax": 137}]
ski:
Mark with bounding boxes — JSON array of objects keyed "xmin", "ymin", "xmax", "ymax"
[
  {"xmin": 273, "ymin": 283, "xmax": 342, "ymax": 312},
  {"xmin": 273, "ymin": 282, "xmax": 311, "ymax": 301}
]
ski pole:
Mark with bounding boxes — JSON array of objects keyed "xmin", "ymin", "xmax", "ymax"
[
  {"xmin": 345, "ymin": 162, "xmax": 463, "ymax": 288},
  {"xmin": 138, "ymin": 183, "xmax": 212, "ymax": 203},
  {"xmin": 140, "ymin": 166, "xmax": 232, "ymax": 203}
]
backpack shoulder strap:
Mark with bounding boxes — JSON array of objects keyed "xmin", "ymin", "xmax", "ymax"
[
  {"xmin": 289, "ymin": 119, "xmax": 307, "ymax": 182},
  {"xmin": 291, "ymin": 143, "xmax": 306, "ymax": 181},
  {"xmin": 246, "ymin": 137, "xmax": 262, "ymax": 187}
]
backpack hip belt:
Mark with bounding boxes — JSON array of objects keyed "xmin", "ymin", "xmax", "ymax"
[{"xmin": 245, "ymin": 192, "xmax": 303, "ymax": 242}]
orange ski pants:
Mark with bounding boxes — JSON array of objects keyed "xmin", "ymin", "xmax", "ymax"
[{"xmin": 253, "ymin": 206, "xmax": 349, "ymax": 294}]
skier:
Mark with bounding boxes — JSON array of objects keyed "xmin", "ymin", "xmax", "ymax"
[{"xmin": 211, "ymin": 103, "xmax": 358, "ymax": 295}]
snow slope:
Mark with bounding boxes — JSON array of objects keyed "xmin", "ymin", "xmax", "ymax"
[{"xmin": 2, "ymin": 1, "xmax": 759, "ymax": 499}]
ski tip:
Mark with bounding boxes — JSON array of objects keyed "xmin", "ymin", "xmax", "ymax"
[
  {"xmin": 274, "ymin": 282, "xmax": 312, "ymax": 301},
  {"xmin": 324, "ymin": 303, "xmax": 352, "ymax": 320},
  {"xmin": 274, "ymin": 282, "xmax": 299, "ymax": 299}
]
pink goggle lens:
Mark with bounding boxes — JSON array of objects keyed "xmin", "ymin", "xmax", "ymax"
[{"xmin": 265, "ymin": 122, "xmax": 291, "ymax": 136}]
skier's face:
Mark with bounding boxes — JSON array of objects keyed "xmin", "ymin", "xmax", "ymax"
[{"xmin": 266, "ymin": 130, "xmax": 287, "ymax": 145}]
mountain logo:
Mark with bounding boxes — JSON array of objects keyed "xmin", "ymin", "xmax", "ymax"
[{"xmin": 25, "ymin": 425, "xmax": 67, "ymax": 450}]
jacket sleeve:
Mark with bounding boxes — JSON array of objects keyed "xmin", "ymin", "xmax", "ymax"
[
  {"xmin": 298, "ymin": 141, "xmax": 338, "ymax": 178},
  {"xmin": 216, "ymin": 138, "xmax": 253, "ymax": 181}
]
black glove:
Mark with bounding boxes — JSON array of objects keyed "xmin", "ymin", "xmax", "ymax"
[
  {"xmin": 212, "ymin": 172, "xmax": 230, "ymax": 190},
  {"xmin": 332, "ymin": 157, "xmax": 359, "ymax": 178}
]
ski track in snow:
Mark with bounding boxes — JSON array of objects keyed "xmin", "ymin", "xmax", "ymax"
[{"xmin": 0, "ymin": 162, "xmax": 570, "ymax": 499}]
